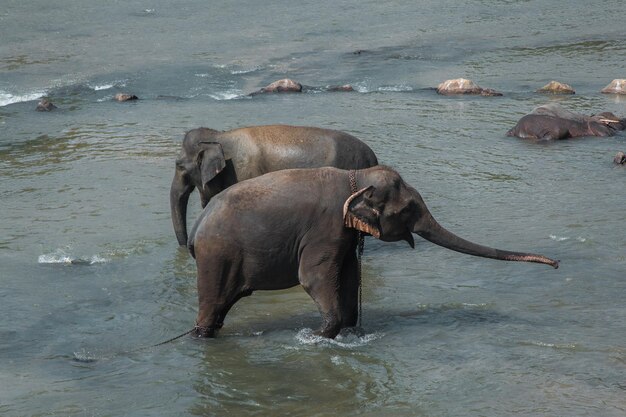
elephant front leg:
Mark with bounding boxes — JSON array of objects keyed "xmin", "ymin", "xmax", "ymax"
[
  {"xmin": 339, "ymin": 252, "xmax": 360, "ymax": 328},
  {"xmin": 299, "ymin": 254, "xmax": 344, "ymax": 339}
]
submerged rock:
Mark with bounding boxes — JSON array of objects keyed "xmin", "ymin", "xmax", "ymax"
[
  {"xmin": 257, "ymin": 78, "xmax": 303, "ymax": 94},
  {"xmin": 436, "ymin": 78, "xmax": 502, "ymax": 96},
  {"xmin": 114, "ymin": 93, "xmax": 138, "ymax": 102},
  {"xmin": 248, "ymin": 79, "xmax": 355, "ymax": 96},
  {"xmin": 326, "ymin": 84, "xmax": 354, "ymax": 92},
  {"xmin": 36, "ymin": 98, "xmax": 57, "ymax": 111},
  {"xmin": 614, "ymin": 151, "xmax": 626, "ymax": 165},
  {"xmin": 601, "ymin": 79, "xmax": 626, "ymax": 95},
  {"xmin": 537, "ymin": 81, "xmax": 575, "ymax": 94}
]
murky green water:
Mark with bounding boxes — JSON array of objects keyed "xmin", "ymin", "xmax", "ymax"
[{"xmin": 1, "ymin": 1, "xmax": 624, "ymax": 416}]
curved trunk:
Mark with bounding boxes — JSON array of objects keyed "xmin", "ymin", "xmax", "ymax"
[
  {"xmin": 413, "ymin": 212, "xmax": 559, "ymax": 268},
  {"xmin": 170, "ymin": 171, "xmax": 194, "ymax": 246}
]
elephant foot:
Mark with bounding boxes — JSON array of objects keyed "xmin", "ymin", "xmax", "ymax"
[
  {"xmin": 314, "ymin": 321, "xmax": 342, "ymax": 339},
  {"xmin": 193, "ymin": 324, "xmax": 219, "ymax": 338},
  {"xmin": 340, "ymin": 326, "xmax": 366, "ymax": 338}
]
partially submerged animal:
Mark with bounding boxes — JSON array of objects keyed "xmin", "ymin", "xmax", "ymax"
[{"xmin": 507, "ymin": 103, "xmax": 625, "ymax": 140}]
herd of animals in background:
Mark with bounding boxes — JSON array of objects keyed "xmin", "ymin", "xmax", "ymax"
[
  {"xmin": 35, "ymin": 77, "xmax": 626, "ymax": 165},
  {"xmin": 31, "ymin": 75, "xmax": 625, "ymax": 337}
]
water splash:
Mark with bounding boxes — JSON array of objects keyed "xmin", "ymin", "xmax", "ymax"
[
  {"xmin": 378, "ymin": 84, "xmax": 414, "ymax": 92},
  {"xmin": 38, "ymin": 248, "xmax": 109, "ymax": 265},
  {"xmin": 72, "ymin": 348, "xmax": 100, "ymax": 363},
  {"xmin": 295, "ymin": 328, "xmax": 383, "ymax": 348},
  {"xmin": 518, "ymin": 340, "xmax": 580, "ymax": 350},
  {"xmin": 549, "ymin": 234, "xmax": 587, "ymax": 243},
  {"xmin": 0, "ymin": 90, "xmax": 46, "ymax": 107},
  {"xmin": 208, "ymin": 90, "xmax": 245, "ymax": 100}
]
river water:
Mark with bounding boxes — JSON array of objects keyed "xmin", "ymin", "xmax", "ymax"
[{"xmin": 1, "ymin": 1, "xmax": 625, "ymax": 416}]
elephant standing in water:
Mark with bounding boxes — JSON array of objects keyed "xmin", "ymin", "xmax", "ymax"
[
  {"xmin": 170, "ymin": 125, "xmax": 378, "ymax": 246},
  {"xmin": 507, "ymin": 103, "xmax": 625, "ymax": 140},
  {"xmin": 188, "ymin": 165, "xmax": 559, "ymax": 338}
]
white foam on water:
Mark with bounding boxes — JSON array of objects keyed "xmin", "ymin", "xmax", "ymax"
[
  {"xmin": 208, "ymin": 90, "xmax": 244, "ymax": 100},
  {"xmin": 352, "ymin": 82, "xmax": 372, "ymax": 93},
  {"xmin": 89, "ymin": 80, "xmax": 127, "ymax": 91},
  {"xmin": 72, "ymin": 348, "xmax": 101, "ymax": 362},
  {"xmin": 378, "ymin": 84, "xmax": 414, "ymax": 92},
  {"xmin": 519, "ymin": 340, "xmax": 579, "ymax": 350},
  {"xmin": 550, "ymin": 234, "xmax": 587, "ymax": 243},
  {"xmin": 230, "ymin": 66, "xmax": 261, "ymax": 75},
  {"xmin": 91, "ymin": 84, "xmax": 115, "ymax": 91},
  {"xmin": 38, "ymin": 253, "xmax": 74, "ymax": 264},
  {"xmin": 38, "ymin": 249, "xmax": 109, "ymax": 265},
  {"xmin": 0, "ymin": 90, "xmax": 46, "ymax": 107},
  {"xmin": 295, "ymin": 328, "xmax": 383, "ymax": 348}
]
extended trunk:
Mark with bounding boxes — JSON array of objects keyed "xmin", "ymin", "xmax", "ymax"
[{"xmin": 414, "ymin": 212, "xmax": 559, "ymax": 268}]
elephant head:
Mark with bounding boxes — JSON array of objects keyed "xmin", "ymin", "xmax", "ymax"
[
  {"xmin": 170, "ymin": 128, "xmax": 227, "ymax": 246},
  {"xmin": 343, "ymin": 168, "xmax": 559, "ymax": 268}
]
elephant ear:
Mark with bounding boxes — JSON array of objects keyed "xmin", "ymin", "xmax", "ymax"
[
  {"xmin": 343, "ymin": 186, "xmax": 381, "ymax": 238},
  {"xmin": 197, "ymin": 142, "xmax": 226, "ymax": 189}
]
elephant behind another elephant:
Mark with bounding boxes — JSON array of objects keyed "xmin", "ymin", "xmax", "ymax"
[{"xmin": 170, "ymin": 125, "xmax": 378, "ymax": 246}]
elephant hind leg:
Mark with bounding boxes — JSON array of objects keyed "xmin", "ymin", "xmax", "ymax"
[
  {"xmin": 194, "ymin": 246, "xmax": 246, "ymax": 337},
  {"xmin": 193, "ymin": 289, "xmax": 253, "ymax": 337}
]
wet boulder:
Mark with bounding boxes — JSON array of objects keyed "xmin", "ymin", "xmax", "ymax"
[
  {"xmin": 36, "ymin": 98, "xmax": 57, "ymax": 111},
  {"xmin": 114, "ymin": 93, "xmax": 138, "ymax": 102},
  {"xmin": 254, "ymin": 78, "xmax": 303, "ymax": 95},
  {"xmin": 601, "ymin": 79, "xmax": 626, "ymax": 95},
  {"xmin": 326, "ymin": 84, "xmax": 354, "ymax": 92},
  {"xmin": 536, "ymin": 81, "xmax": 575, "ymax": 95},
  {"xmin": 614, "ymin": 151, "xmax": 626, "ymax": 165},
  {"xmin": 436, "ymin": 78, "xmax": 502, "ymax": 96}
]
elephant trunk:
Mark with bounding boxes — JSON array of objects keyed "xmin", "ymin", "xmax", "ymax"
[
  {"xmin": 170, "ymin": 171, "xmax": 194, "ymax": 246},
  {"xmin": 413, "ymin": 212, "xmax": 559, "ymax": 268}
]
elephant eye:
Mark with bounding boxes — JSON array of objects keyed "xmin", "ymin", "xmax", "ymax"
[{"xmin": 400, "ymin": 201, "xmax": 417, "ymax": 217}]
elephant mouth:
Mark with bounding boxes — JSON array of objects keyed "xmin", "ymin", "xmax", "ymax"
[{"xmin": 378, "ymin": 229, "xmax": 415, "ymax": 248}]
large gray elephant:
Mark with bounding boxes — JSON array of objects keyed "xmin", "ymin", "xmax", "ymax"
[
  {"xmin": 188, "ymin": 165, "xmax": 559, "ymax": 339},
  {"xmin": 506, "ymin": 103, "xmax": 625, "ymax": 140},
  {"xmin": 170, "ymin": 125, "xmax": 378, "ymax": 246}
]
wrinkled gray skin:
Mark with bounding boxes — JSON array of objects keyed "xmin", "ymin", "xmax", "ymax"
[
  {"xmin": 507, "ymin": 103, "xmax": 626, "ymax": 140},
  {"xmin": 188, "ymin": 165, "xmax": 559, "ymax": 339},
  {"xmin": 171, "ymin": 125, "xmax": 378, "ymax": 246}
]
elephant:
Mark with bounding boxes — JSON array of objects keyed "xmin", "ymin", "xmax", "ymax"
[
  {"xmin": 187, "ymin": 165, "xmax": 559, "ymax": 339},
  {"xmin": 506, "ymin": 103, "xmax": 626, "ymax": 140},
  {"xmin": 170, "ymin": 125, "xmax": 378, "ymax": 246}
]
